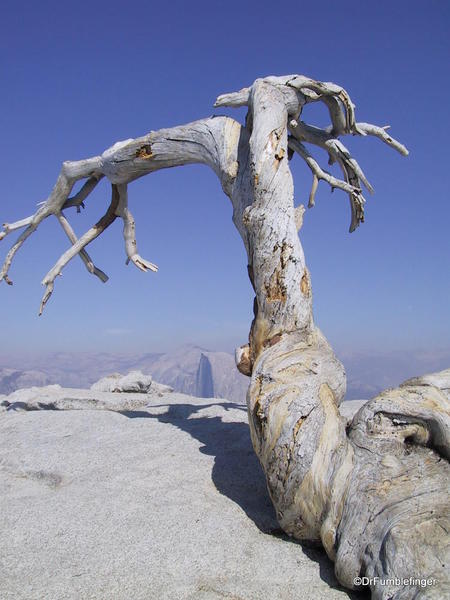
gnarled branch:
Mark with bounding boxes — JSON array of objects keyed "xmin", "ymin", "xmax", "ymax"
[
  {"xmin": 39, "ymin": 184, "xmax": 120, "ymax": 314},
  {"xmin": 56, "ymin": 211, "xmax": 108, "ymax": 283},
  {"xmin": 115, "ymin": 184, "xmax": 158, "ymax": 273},
  {"xmin": 1, "ymin": 117, "xmax": 240, "ymax": 310}
]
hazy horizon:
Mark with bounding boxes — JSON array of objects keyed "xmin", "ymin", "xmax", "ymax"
[{"xmin": 1, "ymin": 342, "xmax": 449, "ymax": 402}]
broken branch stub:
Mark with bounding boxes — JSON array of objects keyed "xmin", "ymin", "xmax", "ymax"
[{"xmin": 2, "ymin": 74, "xmax": 448, "ymax": 600}]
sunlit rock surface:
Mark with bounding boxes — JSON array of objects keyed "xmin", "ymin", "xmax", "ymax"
[
  {"xmin": 90, "ymin": 370, "xmax": 172, "ymax": 394},
  {"xmin": 0, "ymin": 383, "xmax": 363, "ymax": 600}
]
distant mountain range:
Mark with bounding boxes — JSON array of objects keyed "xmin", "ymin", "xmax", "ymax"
[
  {"xmin": 341, "ymin": 347, "xmax": 450, "ymax": 399},
  {"xmin": 1, "ymin": 344, "xmax": 449, "ymax": 401},
  {"xmin": 0, "ymin": 368, "xmax": 52, "ymax": 394},
  {"xmin": 0, "ymin": 345, "xmax": 249, "ymax": 402}
]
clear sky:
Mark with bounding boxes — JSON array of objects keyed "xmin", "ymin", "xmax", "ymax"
[{"xmin": 0, "ymin": 0, "xmax": 449, "ymax": 359}]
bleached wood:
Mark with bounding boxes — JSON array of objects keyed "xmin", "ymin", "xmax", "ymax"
[
  {"xmin": 63, "ymin": 174, "xmax": 104, "ymax": 211},
  {"xmin": 56, "ymin": 212, "xmax": 108, "ymax": 283},
  {"xmin": 356, "ymin": 122, "xmax": 409, "ymax": 155},
  {"xmin": 39, "ymin": 185, "xmax": 120, "ymax": 314},
  {"xmin": 2, "ymin": 74, "xmax": 447, "ymax": 600},
  {"xmin": 0, "ymin": 216, "xmax": 33, "ymax": 240},
  {"xmin": 288, "ymin": 138, "xmax": 361, "ymax": 195},
  {"xmin": 115, "ymin": 184, "xmax": 158, "ymax": 272}
]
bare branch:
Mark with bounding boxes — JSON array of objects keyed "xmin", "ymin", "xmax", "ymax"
[
  {"xmin": 214, "ymin": 87, "xmax": 251, "ymax": 108},
  {"xmin": 56, "ymin": 212, "xmax": 108, "ymax": 283},
  {"xmin": 288, "ymin": 137, "xmax": 366, "ymax": 232},
  {"xmin": 326, "ymin": 138, "xmax": 373, "ymax": 193},
  {"xmin": 39, "ymin": 185, "xmax": 120, "ymax": 314},
  {"xmin": 289, "ymin": 120, "xmax": 373, "ymax": 193},
  {"xmin": 62, "ymin": 174, "xmax": 104, "ymax": 212},
  {"xmin": 0, "ymin": 222, "xmax": 39, "ymax": 285},
  {"xmin": 301, "ymin": 118, "xmax": 408, "ymax": 158},
  {"xmin": 0, "ymin": 216, "xmax": 33, "ymax": 241},
  {"xmin": 338, "ymin": 157, "xmax": 366, "ymax": 232},
  {"xmin": 287, "ymin": 109, "xmax": 408, "ymax": 232},
  {"xmin": 320, "ymin": 96, "xmax": 347, "ymax": 136},
  {"xmin": 2, "ymin": 118, "xmax": 237, "ymax": 301},
  {"xmin": 115, "ymin": 184, "xmax": 158, "ymax": 273},
  {"xmin": 284, "ymin": 75, "xmax": 357, "ymax": 133},
  {"xmin": 215, "ymin": 75, "xmax": 352, "ymax": 134},
  {"xmin": 215, "ymin": 74, "xmax": 408, "ymax": 159},
  {"xmin": 288, "ymin": 137, "xmax": 360, "ymax": 197},
  {"xmin": 0, "ymin": 157, "xmax": 101, "ymax": 285},
  {"xmin": 289, "ymin": 119, "xmax": 372, "ymax": 231},
  {"xmin": 308, "ymin": 174, "xmax": 319, "ymax": 208},
  {"xmin": 355, "ymin": 122, "xmax": 409, "ymax": 155}
]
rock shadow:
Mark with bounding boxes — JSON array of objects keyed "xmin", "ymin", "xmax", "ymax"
[
  {"xmin": 121, "ymin": 401, "xmax": 361, "ymax": 598},
  {"xmin": 121, "ymin": 401, "xmax": 277, "ymax": 532}
]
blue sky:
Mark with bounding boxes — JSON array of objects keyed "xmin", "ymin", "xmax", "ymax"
[{"xmin": 0, "ymin": 0, "xmax": 449, "ymax": 359}]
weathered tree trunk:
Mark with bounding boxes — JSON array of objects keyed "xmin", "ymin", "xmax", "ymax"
[{"xmin": 1, "ymin": 75, "xmax": 448, "ymax": 599}]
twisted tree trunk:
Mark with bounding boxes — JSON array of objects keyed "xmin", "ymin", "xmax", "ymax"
[{"xmin": 1, "ymin": 75, "xmax": 448, "ymax": 599}]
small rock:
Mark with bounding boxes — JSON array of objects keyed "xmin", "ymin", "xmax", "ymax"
[
  {"xmin": 91, "ymin": 370, "xmax": 155, "ymax": 393},
  {"xmin": 90, "ymin": 370, "xmax": 173, "ymax": 394}
]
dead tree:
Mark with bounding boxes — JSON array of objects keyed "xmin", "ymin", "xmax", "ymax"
[{"xmin": 1, "ymin": 75, "xmax": 448, "ymax": 599}]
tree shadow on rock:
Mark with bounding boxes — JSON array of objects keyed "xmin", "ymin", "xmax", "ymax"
[
  {"xmin": 121, "ymin": 401, "xmax": 364, "ymax": 599},
  {"xmin": 121, "ymin": 401, "xmax": 277, "ymax": 532}
]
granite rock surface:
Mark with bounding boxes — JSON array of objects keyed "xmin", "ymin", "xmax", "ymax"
[{"xmin": 0, "ymin": 384, "xmax": 364, "ymax": 600}]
